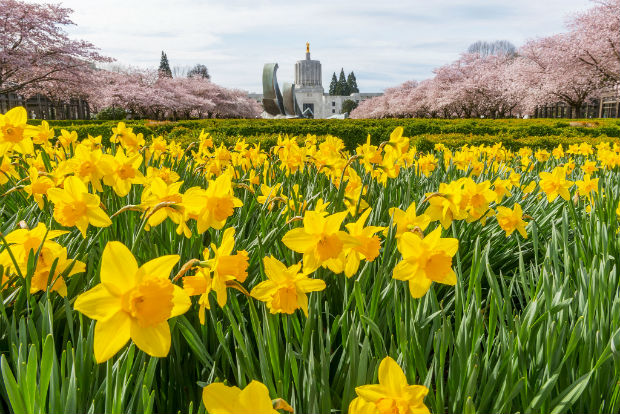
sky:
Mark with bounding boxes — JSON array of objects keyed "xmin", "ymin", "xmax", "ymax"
[{"xmin": 35, "ymin": 0, "xmax": 593, "ymax": 93}]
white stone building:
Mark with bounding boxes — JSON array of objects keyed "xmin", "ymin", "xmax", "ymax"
[{"xmin": 249, "ymin": 45, "xmax": 382, "ymax": 119}]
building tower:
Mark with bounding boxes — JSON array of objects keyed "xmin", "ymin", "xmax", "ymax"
[
  {"xmin": 295, "ymin": 43, "xmax": 322, "ymax": 88},
  {"xmin": 294, "ymin": 43, "xmax": 324, "ymax": 118}
]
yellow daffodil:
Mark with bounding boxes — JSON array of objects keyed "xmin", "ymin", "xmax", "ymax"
[
  {"xmin": 0, "ymin": 107, "xmax": 36, "ymax": 155},
  {"xmin": 575, "ymin": 174, "xmax": 599, "ymax": 198},
  {"xmin": 250, "ymin": 256, "xmax": 326, "ymax": 316},
  {"xmin": 74, "ymin": 241, "xmax": 191, "ymax": 363},
  {"xmin": 183, "ymin": 227, "xmax": 248, "ymax": 323},
  {"xmin": 424, "ymin": 181, "xmax": 464, "ymax": 229},
  {"xmin": 29, "ymin": 243, "xmax": 85, "ymax": 296},
  {"xmin": 581, "ymin": 160, "xmax": 598, "ymax": 175},
  {"xmin": 492, "ymin": 178, "xmax": 512, "ymax": 203},
  {"xmin": 282, "ymin": 210, "xmax": 355, "ymax": 273},
  {"xmin": 0, "ymin": 223, "xmax": 83, "ymax": 296},
  {"xmin": 495, "ymin": 203, "xmax": 528, "ymax": 238},
  {"xmin": 58, "ymin": 144, "xmax": 113, "ymax": 192},
  {"xmin": 389, "ymin": 202, "xmax": 430, "ymax": 239},
  {"xmin": 183, "ymin": 171, "xmax": 243, "ymax": 233},
  {"xmin": 386, "ymin": 126, "xmax": 410, "ymax": 155},
  {"xmin": 460, "ymin": 178, "xmax": 497, "ymax": 223},
  {"xmin": 146, "ymin": 166, "xmax": 180, "ymax": 184},
  {"xmin": 534, "ymin": 149, "xmax": 550, "ymax": 163},
  {"xmin": 103, "ymin": 148, "xmax": 145, "ymax": 197},
  {"xmin": 58, "ymin": 129, "xmax": 78, "ymax": 150},
  {"xmin": 257, "ymin": 183, "xmax": 284, "ymax": 210},
  {"xmin": 416, "ymin": 154, "xmax": 437, "ymax": 177},
  {"xmin": 146, "ymin": 136, "xmax": 168, "ymax": 160},
  {"xmin": 111, "ymin": 122, "xmax": 144, "ymax": 152},
  {"xmin": 348, "ymin": 356, "xmax": 430, "ymax": 414},
  {"xmin": 23, "ymin": 166, "xmax": 55, "ymax": 209},
  {"xmin": 47, "ymin": 176, "xmax": 112, "ymax": 237},
  {"xmin": 552, "ymin": 144, "xmax": 564, "ymax": 158},
  {"xmin": 393, "ymin": 226, "xmax": 458, "ymax": 298},
  {"xmin": 80, "ymin": 134, "xmax": 102, "ymax": 150},
  {"xmin": 32, "ymin": 120, "xmax": 54, "ymax": 145},
  {"xmin": 539, "ymin": 166, "xmax": 574, "ymax": 202},
  {"xmin": 141, "ymin": 177, "xmax": 190, "ymax": 237},
  {"xmin": 0, "ymin": 156, "xmax": 18, "ymax": 185},
  {"xmin": 338, "ymin": 208, "xmax": 384, "ymax": 278},
  {"xmin": 202, "ymin": 380, "xmax": 288, "ymax": 414}
]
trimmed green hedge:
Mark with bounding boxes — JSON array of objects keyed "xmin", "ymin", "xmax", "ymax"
[{"xmin": 38, "ymin": 118, "xmax": 620, "ymax": 150}]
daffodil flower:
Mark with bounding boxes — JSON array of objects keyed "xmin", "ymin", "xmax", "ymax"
[
  {"xmin": 47, "ymin": 176, "xmax": 112, "ymax": 237},
  {"xmin": 250, "ymin": 256, "xmax": 325, "ymax": 316},
  {"xmin": 349, "ymin": 356, "xmax": 430, "ymax": 414},
  {"xmin": 392, "ymin": 226, "xmax": 458, "ymax": 298},
  {"xmin": 74, "ymin": 242, "xmax": 191, "ymax": 363},
  {"xmin": 202, "ymin": 380, "xmax": 287, "ymax": 414}
]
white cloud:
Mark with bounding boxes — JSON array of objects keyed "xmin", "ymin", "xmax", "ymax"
[{"xmin": 35, "ymin": 0, "xmax": 593, "ymax": 92}]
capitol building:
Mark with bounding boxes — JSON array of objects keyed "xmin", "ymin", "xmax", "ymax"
[{"xmin": 249, "ymin": 45, "xmax": 382, "ymax": 118}]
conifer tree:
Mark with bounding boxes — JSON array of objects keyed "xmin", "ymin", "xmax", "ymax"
[
  {"xmin": 187, "ymin": 63, "xmax": 210, "ymax": 79},
  {"xmin": 329, "ymin": 72, "xmax": 338, "ymax": 95},
  {"xmin": 337, "ymin": 68, "xmax": 350, "ymax": 95},
  {"xmin": 158, "ymin": 51, "xmax": 172, "ymax": 78},
  {"xmin": 347, "ymin": 71, "xmax": 359, "ymax": 93}
]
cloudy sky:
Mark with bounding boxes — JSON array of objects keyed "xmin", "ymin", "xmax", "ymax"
[{"xmin": 36, "ymin": 0, "xmax": 593, "ymax": 92}]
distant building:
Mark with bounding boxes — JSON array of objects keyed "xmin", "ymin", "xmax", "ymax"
[
  {"xmin": 250, "ymin": 44, "xmax": 382, "ymax": 118},
  {"xmin": 599, "ymin": 84, "xmax": 620, "ymax": 118},
  {"xmin": 0, "ymin": 91, "xmax": 90, "ymax": 120},
  {"xmin": 533, "ymin": 84, "xmax": 619, "ymax": 119}
]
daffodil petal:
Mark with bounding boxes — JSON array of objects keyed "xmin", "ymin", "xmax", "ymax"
[
  {"xmin": 100, "ymin": 241, "xmax": 138, "ymax": 295},
  {"xmin": 170, "ymin": 285, "xmax": 191, "ymax": 317},
  {"xmin": 74, "ymin": 284, "xmax": 121, "ymax": 321},
  {"xmin": 378, "ymin": 356, "xmax": 408, "ymax": 394},
  {"xmin": 137, "ymin": 255, "xmax": 179, "ymax": 280},
  {"xmin": 94, "ymin": 311, "xmax": 131, "ymax": 363},
  {"xmin": 130, "ymin": 320, "xmax": 171, "ymax": 358},
  {"xmin": 202, "ymin": 383, "xmax": 242, "ymax": 414}
]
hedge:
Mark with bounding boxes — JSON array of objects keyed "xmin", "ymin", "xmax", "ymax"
[{"xmin": 37, "ymin": 118, "xmax": 620, "ymax": 150}]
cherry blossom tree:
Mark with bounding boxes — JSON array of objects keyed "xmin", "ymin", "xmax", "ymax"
[
  {"xmin": 352, "ymin": 53, "xmax": 526, "ymax": 119},
  {"xmin": 89, "ymin": 68, "xmax": 261, "ymax": 120},
  {"xmin": 519, "ymin": 33, "xmax": 606, "ymax": 117},
  {"xmin": 568, "ymin": 0, "xmax": 619, "ymax": 83},
  {"xmin": 352, "ymin": 0, "xmax": 617, "ymax": 119},
  {"xmin": 0, "ymin": 0, "xmax": 110, "ymax": 96}
]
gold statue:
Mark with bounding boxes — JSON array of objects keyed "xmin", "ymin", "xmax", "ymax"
[{"xmin": 306, "ymin": 42, "xmax": 310, "ymax": 53}]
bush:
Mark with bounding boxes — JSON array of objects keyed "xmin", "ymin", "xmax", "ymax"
[
  {"xmin": 43, "ymin": 118, "xmax": 620, "ymax": 150},
  {"xmin": 341, "ymin": 99, "xmax": 358, "ymax": 115},
  {"xmin": 95, "ymin": 106, "xmax": 128, "ymax": 120}
]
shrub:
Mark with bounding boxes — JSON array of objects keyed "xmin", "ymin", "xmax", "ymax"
[{"xmin": 95, "ymin": 106, "xmax": 127, "ymax": 120}]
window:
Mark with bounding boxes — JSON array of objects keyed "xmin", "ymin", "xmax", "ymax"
[
  {"xmin": 332, "ymin": 101, "xmax": 335, "ymax": 106},
  {"xmin": 602, "ymin": 102, "xmax": 618, "ymax": 118}
]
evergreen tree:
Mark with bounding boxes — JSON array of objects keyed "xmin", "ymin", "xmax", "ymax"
[
  {"xmin": 336, "ymin": 68, "xmax": 350, "ymax": 96},
  {"xmin": 188, "ymin": 63, "xmax": 210, "ymax": 79},
  {"xmin": 347, "ymin": 71, "xmax": 359, "ymax": 93},
  {"xmin": 341, "ymin": 99, "xmax": 358, "ymax": 114},
  {"xmin": 329, "ymin": 72, "xmax": 338, "ymax": 95},
  {"xmin": 158, "ymin": 51, "xmax": 172, "ymax": 78}
]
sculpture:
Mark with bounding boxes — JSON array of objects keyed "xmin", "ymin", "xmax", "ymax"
[{"xmin": 262, "ymin": 63, "xmax": 303, "ymax": 117}]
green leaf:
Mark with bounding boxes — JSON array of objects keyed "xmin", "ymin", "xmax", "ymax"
[
  {"xmin": 549, "ymin": 372, "xmax": 593, "ymax": 414},
  {"xmin": 1, "ymin": 354, "xmax": 28, "ymax": 414}
]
